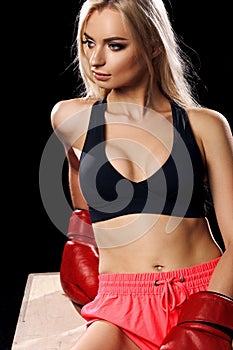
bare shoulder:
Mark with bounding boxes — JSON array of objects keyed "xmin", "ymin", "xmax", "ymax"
[
  {"xmin": 186, "ymin": 106, "xmax": 232, "ymax": 140},
  {"xmin": 51, "ymin": 97, "xmax": 98, "ymax": 130},
  {"xmin": 50, "ymin": 97, "xmax": 99, "ymax": 149}
]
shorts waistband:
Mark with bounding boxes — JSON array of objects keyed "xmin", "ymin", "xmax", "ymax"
[{"xmin": 98, "ymin": 257, "xmax": 220, "ymax": 294}]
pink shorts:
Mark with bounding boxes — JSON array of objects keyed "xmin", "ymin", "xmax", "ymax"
[{"xmin": 81, "ymin": 257, "xmax": 220, "ymax": 350}]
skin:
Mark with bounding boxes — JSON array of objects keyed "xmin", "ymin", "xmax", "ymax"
[{"xmin": 51, "ymin": 7, "xmax": 233, "ymax": 350}]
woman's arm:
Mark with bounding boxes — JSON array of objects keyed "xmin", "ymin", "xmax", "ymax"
[
  {"xmin": 51, "ymin": 98, "xmax": 94, "ymax": 210},
  {"xmin": 202, "ymin": 111, "xmax": 233, "ymax": 297},
  {"xmin": 198, "ymin": 108, "xmax": 233, "ymax": 296},
  {"xmin": 66, "ymin": 146, "xmax": 88, "ymax": 210}
]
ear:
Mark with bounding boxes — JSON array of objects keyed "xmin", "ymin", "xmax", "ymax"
[
  {"xmin": 152, "ymin": 45, "xmax": 162, "ymax": 58},
  {"xmin": 152, "ymin": 39, "xmax": 163, "ymax": 58}
]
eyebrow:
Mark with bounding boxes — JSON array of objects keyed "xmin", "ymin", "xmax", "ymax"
[{"xmin": 83, "ymin": 32, "xmax": 129, "ymax": 42}]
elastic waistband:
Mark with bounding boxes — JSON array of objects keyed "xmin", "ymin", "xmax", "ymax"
[{"xmin": 98, "ymin": 257, "xmax": 220, "ymax": 294}]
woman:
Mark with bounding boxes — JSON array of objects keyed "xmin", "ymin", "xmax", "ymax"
[{"xmin": 51, "ymin": 0, "xmax": 233, "ymax": 349}]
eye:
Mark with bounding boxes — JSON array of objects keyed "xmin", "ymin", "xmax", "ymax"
[
  {"xmin": 108, "ymin": 43, "xmax": 125, "ymax": 51},
  {"xmin": 82, "ymin": 39, "xmax": 95, "ymax": 49}
]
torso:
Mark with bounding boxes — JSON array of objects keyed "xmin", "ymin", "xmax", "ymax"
[
  {"xmin": 95, "ymin": 214, "xmax": 221, "ymax": 273},
  {"xmin": 56, "ymin": 96, "xmax": 223, "ymax": 273}
]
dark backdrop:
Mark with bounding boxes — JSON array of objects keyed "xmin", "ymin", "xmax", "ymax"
[{"xmin": 1, "ymin": 1, "xmax": 232, "ymax": 349}]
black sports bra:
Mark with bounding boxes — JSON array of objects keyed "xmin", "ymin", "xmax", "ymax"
[{"xmin": 79, "ymin": 99, "xmax": 206, "ymax": 223}]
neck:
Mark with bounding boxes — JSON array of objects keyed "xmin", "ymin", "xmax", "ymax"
[
  {"xmin": 108, "ymin": 89, "xmax": 147, "ymax": 106},
  {"xmin": 107, "ymin": 82, "xmax": 165, "ymax": 106},
  {"xmin": 106, "ymin": 87, "xmax": 169, "ymax": 118}
]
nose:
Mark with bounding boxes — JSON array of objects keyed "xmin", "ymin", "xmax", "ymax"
[{"xmin": 89, "ymin": 46, "xmax": 105, "ymax": 67}]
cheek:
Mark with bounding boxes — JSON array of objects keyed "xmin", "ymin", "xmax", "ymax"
[
  {"xmin": 118, "ymin": 55, "xmax": 147, "ymax": 77},
  {"xmin": 111, "ymin": 53, "xmax": 140, "ymax": 72}
]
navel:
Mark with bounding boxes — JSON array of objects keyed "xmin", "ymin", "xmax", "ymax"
[{"xmin": 153, "ymin": 265, "xmax": 164, "ymax": 272}]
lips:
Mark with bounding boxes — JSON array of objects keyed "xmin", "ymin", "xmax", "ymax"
[{"xmin": 92, "ymin": 71, "xmax": 111, "ymax": 81}]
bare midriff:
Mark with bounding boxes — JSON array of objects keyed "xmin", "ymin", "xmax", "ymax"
[{"xmin": 93, "ymin": 214, "xmax": 222, "ymax": 273}]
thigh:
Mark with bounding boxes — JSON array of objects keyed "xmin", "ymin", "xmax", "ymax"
[{"xmin": 70, "ymin": 320, "xmax": 140, "ymax": 350}]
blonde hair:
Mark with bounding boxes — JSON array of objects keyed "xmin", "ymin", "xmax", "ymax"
[{"xmin": 74, "ymin": 0, "xmax": 200, "ymax": 108}]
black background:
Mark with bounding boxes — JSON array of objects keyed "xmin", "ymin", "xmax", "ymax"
[{"xmin": 1, "ymin": 1, "xmax": 232, "ymax": 349}]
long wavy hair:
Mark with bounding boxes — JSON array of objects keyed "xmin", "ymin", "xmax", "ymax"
[{"xmin": 73, "ymin": 0, "xmax": 200, "ymax": 108}]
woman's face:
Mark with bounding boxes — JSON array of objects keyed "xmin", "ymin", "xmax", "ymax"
[{"xmin": 82, "ymin": 7, "xmax": 149, "ymax": 91}]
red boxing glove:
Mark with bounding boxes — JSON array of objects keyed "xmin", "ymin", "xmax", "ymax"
[
  {"xmin": 60, "ymin": 210, "xmax": 99, "ymax": 308},
  {"xmin": 160, "ymin": 291, "xmax": 233, "ymax": 350}
]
